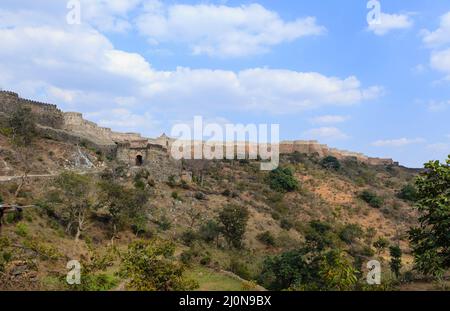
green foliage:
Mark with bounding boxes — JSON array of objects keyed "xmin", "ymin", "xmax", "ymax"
[
  {"xmin": 280, "ymin": 218, "xmax": 294, "ymax": 230},
  {"xmin": 373, "ymin": 237, "xmax": 389, "ymax": 254},
  {"xmin": 409, "ymin": 156, "xmax": 450, "ymax": 277},
  {"xmin": 97, "ymin": 180, "xmax": 150, "ymax": 236},
  {"xmin": 318, "ymin": 250, "xmax": 358, "ymax": 291},
  {"xmin": 320, "ymin": 156, "xmax": 341, "ymax": 170},
  {"xmin": 181, "ymin": 230, "xmax": 197, "ymax": 246},
  {"xmin": 218, "ymin": 205, "xmax": 249, "ymax": 249},
  {"xmin": 389, "ymin": 245, "xmax": 402, "ymax": 278},
  {"xmin": 75, "ymin": 273, "xmax": 119, "ymax": 291},
  {"xmin": 15, "ymin": 222, "xmax": 29, "ymax": 237},
  {"xmin": 257, "ymin": 231, "xmax": 276, "ymax": 247},
  {"xmin": 339, "ymin": 224, "xmax": 364, "ymax": 245},
  {"xmin": 260, "ymin": 247, "xmax": 318, "ymax": 290},
  {"xmin": 229, "ymin": 258, "xmax": 252, "ymax": 280},
  {"xmin": 359, "ymin": 190, "xmax": 383, "ymax": 208},
  {"xmin": 198, "ymin": 220, "xmax": 221, "ymax": 244},
  {"xmin": 120, "ymin": 239, "xmax": 198, "ymax": 291},
  {"xmin": 397, "ymin": 184, "xmax": 418, "ymax": 202},
  {"xmin": 267, "ymin": 167, "xmax": 299, "ymax": 192},
  {"xmin": 8, "ymin": 106, "xmax": 36, "ymax": 146},
  {"xmin": 53, "ymin": 172, "xmax": 93, "ymax": 239},
  {"xmin": 305, "ymin": 220, "xmax": 340, "ymax": 251}
]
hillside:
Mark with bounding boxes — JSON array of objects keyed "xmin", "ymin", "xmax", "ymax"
[{"xmin": 2, "ymin": 127, "xmax": 443, "ymax": 291}]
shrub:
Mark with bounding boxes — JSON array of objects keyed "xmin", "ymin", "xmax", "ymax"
[
  {"xmin": 229, "ymin": 258, "xmax": 251, "ymax": 280},
  {"xmin": 280, "ymin": 218, "xmax": 294, "ymax": 230},
  {"xmin": 198, "ymin": 220, "xmax": 221, "ymax": 244},
  {"xmin": 257, "ymin": 231, "xmax": 276, "ymax": 247},
  {"xmin": 120, "ymin": 239, "xmax": 198, "ymax": 291},
  {"xmin": 267, "ymin": 167, "xmax": 299, "ymax": 192},
  {"xmin": 181, "ymin": 230, "xmax": 197, "ymax": 246},
  {"xmin": 339, "ymin": 224, "xmax": 364, "ymax": 244},
  {"xmin": 157, "ymin": 215, "xmax": 172, "ymax": 231},
  {"xmin": 194, "ymin": 192, "xmax": 206, "ymax": 200},
  {"xmin": 373, "ymin": 237, "xmax": 389, "ymax": 254},
  {"xmin": 359, "ymin": 190, "xmax": 383, "ymax": 208},
  {"xmin": 397, "ymin": 184, "xmax": 418, "ymax": 202},
  {"xmin": 15, "ymin": 222, "xmax": 29, "ymax": 237},
  {"xmin": 320, "ymin": 156, "xmax": 341, "ymax": 170}
]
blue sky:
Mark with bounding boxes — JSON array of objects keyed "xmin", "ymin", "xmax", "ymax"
[{"xmin": 0, "ymin": 0, "xmax": 449, "ymax": 167}]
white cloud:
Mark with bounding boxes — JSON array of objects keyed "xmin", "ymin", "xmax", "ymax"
[
  {"xmin": 372, "ymin": 138, "xmax": 425, "ymax": 147},
  {"xmin": 136, "ymin": 2, "xmax": 325, "ymax": 57},
  {"xmin": 368, "ymin": 13, "xmax": 413, "ymax": 36},
  {"xmin": 0, "ymin": 5, "xmax": 382, "ymax": 136},
  {"xmin": 427, "ymin": 100, "xmax": 450, "ymax": 112},
  {"xmin": 79, "ymin": 0, "xmax": 143, "ymax": 33},
  {"xmin": 310, "ymin": 115, "xmax": 350, "ymax": 124},
  {"xmin": 85, "ymin": 108, "xmax": 160, "ymax": 135},
  {"xmin": 426, "ymin": 143, "xmax": 450, "ymax": 152},
  {"xmin": 421, "ymin": 12, "xmax": 450, "ymax": 48},
  {"xmin": 303, "ymin": 127, "xmax": 349, "ymax": 140},
  {"xmin": 430, "ymin": 48, "xmax": 450, "ymax": 78}
]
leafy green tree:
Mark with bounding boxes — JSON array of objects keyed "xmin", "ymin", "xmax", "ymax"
[
  {"xmin": 198, "ymin": 220, "xmax": 221, "ymax": 246},
  {"xmin": 218, "ymin": 205, "xmax": 249, "ymax": 249},
  {"xmin": 260, "ymin": 247, "xmax": 318, "ymax": 290},
  {"xmin": 389, "ymin": 245, "xmax": 402, "ymax": 278},
  {"xmin": 97, "ymin": 180, "xmax": 150, "ymax": 242},
  {"xmin": 120, "ymin": 239, "xmax": 198, "ymax": 291},
  {"xmin": 267, "ymin": 167, "xmax": 299, "ymax": 192},
  {"xmin": 318, "ymin": 249, "xmax": 358, "ymax": 291},
  {"xmin": 8, "ymin": 106, "xmax": 37, "ymax": 197},
  {"xmin": 53, "ymin": 172, "xmax": 93, "ymax": 241},
  {"xmin": 409, "ymin": 156, "xmax": 450, "ymax": 277},
  {"xmin": 320, "ymin": 156, "xmax": 341, "ymax": 170},
  {"xmin": 8, "ymin": 106, "xmax": 36, "ymax": 146}
]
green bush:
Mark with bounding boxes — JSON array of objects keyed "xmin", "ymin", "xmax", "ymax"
[
  {"xmin": 267, "ymin": 167, "xmax": 299, "ymax": 192},
  {"xmin": 320, "ymin": 156, "xmax": 341, "ymax": 170},
  {"xmin": 15, "ymin": 222, "xmax": 29, "ymax": 237},
  {"xmin": 257, "ymin": 231, "xmax": 276, "ymax": 247},
  {"xmin": 339, "ymin": 224, "xmax": 364, "ymax": 244},
  {"xmin": 198, "ymin": 220, "xmax": 221, "ymax": 244},
  {"xmin": 280, "ymin": 218, "xmax": 294, "ymax": 230},
  {"xmin": 229, "ymin": 258, "xmax": 251, "ymax": 280},
  {"xmin": 359, "ymin": 190, "xmax": 383, "ymax": 208},
  {"xmin": 397, "ymin": 184, "xmax": 418, "ymax": 202},
  {"xmin": 121, "ymin": 239, "xmax": 198, "ymax": 291},
  {"xmin": 181, "ymin": 230, "xmax": 197, "ymax": 246}
]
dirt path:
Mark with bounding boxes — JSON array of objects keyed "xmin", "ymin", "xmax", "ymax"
[{"xmin": 0, "ymin": 174, "xmax": 56, "ymax": 182}]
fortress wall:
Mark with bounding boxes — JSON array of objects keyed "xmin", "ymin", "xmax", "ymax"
[{"xmin": 0, "ymin": 91, "xmax": 64, "ymax": 128}]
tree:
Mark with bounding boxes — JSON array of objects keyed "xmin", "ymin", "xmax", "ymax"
[
  {"xmin": 320, "ymin": 156, "xmax": 341, "ymax": 170},
  {"xmin": 8, "ymin": 106, "xmax": 36, "ymax": 146},
  {"xmin": 267, "ymin": 167, "xmax": 299, "ymax": 192},
  {"xmin": 198, "ymin": 220, "xmax": 221, "ymax": 246},
  {"xmin": 8, "ymin": 106, "xmax": 36, "ymax": 197},
  {"xmin": 389, "ymin": 245, "xmax": 402, "ymax": 278},
  {"xmin": 120, "ymin": 239, "xmax": 198, "ymax": 291},
  {"xmin": 409, "ymin": 156, "xmax": 450, "ymax": 277},
  {"xmin": 97, "ymin": 180, "xmax": 150, "ymax": 243},
  {"xmin": 218, "ymin": 205, "xmax": 249, "ymax": 249},
  {"xmin": 53, "ymin": 172, "xmax": 93, "ymax": 241},
  {"xmin": 318, "ymin": 250, "xmax": 358, "ymax": 291}
]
